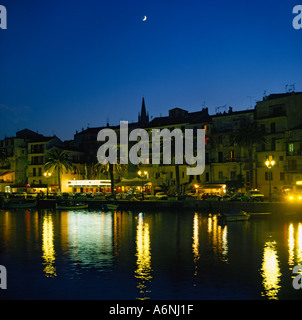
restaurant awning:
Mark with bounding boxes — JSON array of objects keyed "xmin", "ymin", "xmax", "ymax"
[{"xmin": 116, "ymin": 177, "xmax": 151, "ymax": 187}]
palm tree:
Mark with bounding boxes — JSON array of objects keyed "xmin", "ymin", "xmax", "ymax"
[
  {"xmin": 234, "ymin": 122, "xmax": 266, "ymax": 190},
  {"xmin": 44, "ymin": 148, "xmax": 73, "ymax": 194},
  {"xmin": 94, "ymin": 161, "xmax": 126, "ymax": 197}
]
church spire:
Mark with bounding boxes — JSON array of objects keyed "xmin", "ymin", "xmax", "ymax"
[{"xmin": 138, "ymin": 97, "xmax": 149, "ymax": 125}]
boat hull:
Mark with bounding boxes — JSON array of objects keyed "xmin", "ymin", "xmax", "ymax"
[
  {"xmin": 220, "ymin": 210, "xmax": 250, "ymax": 222},
  {"xmin": 1, "ymin": 199, "xmax": 37, "ymax": 209},
  {"xmin": 56, "ymin": 201, "xmax": 88, "ymax": 210}
]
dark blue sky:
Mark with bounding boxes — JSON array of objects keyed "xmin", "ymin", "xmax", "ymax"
[{"xmin": 0, "ymin": 0, "xmax": 301, "ymax": 140}]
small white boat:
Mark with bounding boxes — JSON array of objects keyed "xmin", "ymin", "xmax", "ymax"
[
  {"xmin": 56, "ymin": 201, "xmax": 88, "ymax": 210},
  {"xmin": 220, "ymin": 209, "xmax": 250, "ymax": 222}
]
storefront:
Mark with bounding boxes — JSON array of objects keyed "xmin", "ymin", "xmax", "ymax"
[
  {"xmin": 67, "ymin": 180, "xmax": 111, "ymax": 193},
  {"xmin": 115, "ymin": 177, "xmax": 152, "ymax": 194}
]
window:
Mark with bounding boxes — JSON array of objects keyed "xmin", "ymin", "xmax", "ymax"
[
  {"xmin": 230, "ymin": 171, "xmax": 236, "ymax": 180},
  {"xmin": 289, "ymin": 143, "xmax": 294, "ymax": 155},
  {"xmin": 270, "ymin": 122, "xmax": 276, "ymax": 133},
  {"xmin": 205, "ymin": 172, "xmax": 209, "ymax": 182},
  {"xmin": 33, "ymin": 168, "xmax": 36, "ymax": 177},
  {"xmin": 279, "ymin": 155, "xmax": 284, "ymax": 161},
  {"xmin": 205, "ymin": 153, "xmax": 209, "ymax": 164},
  {"xmin": 288, "ymin": 159, "xmax": 297, "ymax": 170},
  {"xmin": 271, "ymin": 138, "xmax": 276, "ymax": 151},
  {"xmin": 280, "ymin": 172, "xmax": 285, "ymax": 181},
  {"xmin": 230, "ymin": 150, "xmax": 235, "ymax": 160},
  {"xmin": 261, "ymin": 143, "xmax": 266, "ymax": 151},
  {"xmin": 218, "ymin": 171, "xmax": 223, "ymax": 180},
  {"xmin": 218, "ymin": 152, "xmax": 223, "ymax": 163},
  {"xmin": 38, "ymin": 168, "xmax": 42, "ymax": 176}
]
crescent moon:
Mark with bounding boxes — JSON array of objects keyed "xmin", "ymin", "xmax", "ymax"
[{"xmin": 142, "ymin": 16, "xmax": 147, "ymax": 21}]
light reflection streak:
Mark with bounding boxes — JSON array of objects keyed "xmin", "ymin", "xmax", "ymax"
[
  {"xmin": 297, "ymin": 223, "xmax": 302, "ymax": 264},
  {"xmin": 42, "ymin": 213, "xmax": 56, "ymax": 278},
  {"xmin": 288, "ymin": 224, "xmax": 295, "ymax": 266},
  {"xmin": 261, "ymin": 240, "xmax": 281, "ymax": 300},
  {"xmin": 68, "ymin": 211, "xmax": 113, "ymax": 269},
  {"xmin": 135, "ymin": 213, "xmax": 152, "ymax": 300},
  {"xmin": 206, "ymin": 214, "xmax": 228, "ymax": 262},
  {"xmin": 192, "ymin": 213, "xmax": 200, "ymax": 282}
]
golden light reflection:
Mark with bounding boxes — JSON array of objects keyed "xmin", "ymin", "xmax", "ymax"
[
  {"xmin": 207, "ymin": 214, "xmax": 228, "ymax": 262},
  {"xmin": 192, "ymin": 213, "xmax": 200, "ymax": 261},
  {"xmin": 42, "ymin": 213, "xmax": 57, "ymax": 278},
  {"xmin": 287, "ymin": 223, "xmax": 302, "ymax": 266},
  {"xmin": 135, "ymin": 213, "xmax": 152, "ymax": 300},
  {"xmin": 261, "ymin": 241, "xmax": 281, "ymax": 300},
  {"xmin": 298, "ymin": 224, "xmax": 302, "ymax": 264},
  {"xmin": 288, "ymin": 224, "xmax": 295, "ymax": 266},
  {"xmin": 192, "ymin": 213, "xmax": 200, "ymax": 282}
]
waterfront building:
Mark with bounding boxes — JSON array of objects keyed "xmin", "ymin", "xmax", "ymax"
[
  {"xmin": 1, "ymin": 91, "xmax": 302, "ymax": 198},
  {"xmin": 254, "ymin": 91, "xmax": 302, "ymax": 197}
]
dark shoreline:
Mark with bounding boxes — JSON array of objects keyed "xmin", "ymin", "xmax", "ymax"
[{"xmin": 32, "ymin": 198, "xmax": 302, "ymax": 216}]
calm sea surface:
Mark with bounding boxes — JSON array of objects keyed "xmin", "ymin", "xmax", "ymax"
[{"xmin": 0, "ymin": 208, "xmax": 302, "ymax": 300}]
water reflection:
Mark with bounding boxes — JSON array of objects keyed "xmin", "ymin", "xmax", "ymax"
[
  {"xmin": 261, "ymin": 240, "xmax": 281, "ymax": 300},
  {"xmin": 207, "ymin": 214, "xmax": 228, "ymax": 262},
  {"xmin": 288, "ymin": 223, "xmax": 302, "ymax": 266},
  {"xmin": 192, "ymin": 213, "xmax": 200, "ymax": 283},
  {"xmin": 42, "ymin": 213, "xmax": 56, "ymax": 277},
  {"xmin": 67, "ymin": 211, "xmax": 113, "ymax": 270},
  {"xmin": 135, "ymin": 213, "xmax": 152, "ymax": 300}
]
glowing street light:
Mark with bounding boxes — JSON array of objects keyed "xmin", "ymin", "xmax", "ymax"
[
  {"xmin": 265, "ymin": 158, "xmax": 275, "ymax": 201},
  {"xmin": 138, "ymin": 170, "xmax": 148, "ymax": 200},
  {"xmin": 43, "ymin": 171, "xmax": 52, "ymax": 198}
]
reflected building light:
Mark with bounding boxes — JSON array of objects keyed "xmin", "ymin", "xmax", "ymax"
[
  {"xmin": 261, "ymin": 240, "xmax": 281, "ymax": 300},
  {"xmin": 206, "ymin": 214, "xmax": 228, "ymax": 262},
  {"xmin": 212, "ymin": 215, "xmax": 217, "ymax": 253},
  {"xmin": 207, "ymin": 215, "xmax": 212, "ymax": 233},
  {"xmin": 135, "ymin": 214, "xmax": 152, "ymax": 300},
  {"xmin": 297, "ymin": 223, "xmax": 302, "ymax": 264},
  {"xmin": 42, "ymin": 214, "xmax": 57, "ymax": 278},
  {"xmin": 288, "ymin": 224, "xmax": 295, "ymax": 266},
  {"xmin": 192, "ymin": 213, "xmax": 200, "ymax": 282},
  {"xmin": 221, "ymin": 225, "xmax": 228, "ymax": 262},
  {"xmin": 68, "ymin": 212, "xmax": 113, "ymax": 269}
]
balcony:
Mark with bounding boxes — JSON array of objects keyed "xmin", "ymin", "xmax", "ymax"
[
  {"xmin": 283, "ymin": 164, "xmax": 302, "ymax": 172},
  {"xmin": 286, "ymin": 150, "xmax": 302, "ymax": 157},
  {"xmin": 28, "ymin": 162, "xmax": 44, "ymax": 165}
]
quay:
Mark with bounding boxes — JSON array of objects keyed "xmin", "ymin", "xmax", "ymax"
[{"xmin": 35, "ymin": 198, "xmax": 302, "ymax": 216}]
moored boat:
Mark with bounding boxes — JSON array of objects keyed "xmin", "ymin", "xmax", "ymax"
[
  {"xmin": 102, "ymin": 203, "xmax": 119, "ymax": 211},
  {"xmin": 1, "ymin": 198, "xmax": 37, "ymax": 209},
  {"xmin": 56, "ymin": 200, "xmax": 88, "ymax": 210},
  {"xmin": 219, "ymin": 209, "xmax": 250, "ymax": 222}
]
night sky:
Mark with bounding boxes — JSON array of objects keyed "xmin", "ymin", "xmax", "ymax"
[{"xmin": 0, "ymin": 0, "xmax": 301, "ymax": 141}]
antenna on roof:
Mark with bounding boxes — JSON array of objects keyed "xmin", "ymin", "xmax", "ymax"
[
  {"xmin": 247, "ymin": 96, "xmax": 255, "ymax": 108},
  {"xmin": 215, "ymin": 105, "xmax": 227, "ymax": 113}
]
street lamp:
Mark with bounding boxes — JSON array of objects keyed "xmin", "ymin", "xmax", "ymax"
[
  {"xmin": 43, "ymin": 172, "xmax": 52, "ymax": 198},
  {"xmin": 265, "ymin": 158, "xmax": 275, "ymax": 201},
  {"xmin": 137, "ymin": 170, "xmax": 148, "ymax": 200}
]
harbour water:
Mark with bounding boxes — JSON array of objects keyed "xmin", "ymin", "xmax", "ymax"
[{"xmin": 0, "ymin": 208, "xmax": 302, "ymax": 300}]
